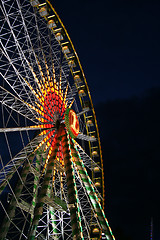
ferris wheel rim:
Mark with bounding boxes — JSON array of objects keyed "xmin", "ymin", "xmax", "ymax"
[{"xmin": 0, "ymin": 0, "xmax": 114, "ymax": 239}]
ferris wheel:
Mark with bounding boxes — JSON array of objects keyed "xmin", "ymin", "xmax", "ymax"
[{"xmin": 0, "ymin": 0, "xmax": 115, "ymax": 239}]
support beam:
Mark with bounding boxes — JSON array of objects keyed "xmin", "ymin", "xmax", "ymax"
[
  {"xmin": 70, "ymin": 139, "xmax": 115, "ymax": 240},
  {"xmin": 60, "ymin": 126, "xmax": 84, "ymax": 240},
  {"xmin": 29, "ymin": 131, "xmax": 61, "ymax": 240},
  {"xmin": 0, "ymin": 157, "xmax": 33, "ymax": 240},
  {"xmin": 0, "ymin": 133, "xmax": 46, "ymax": 195}
]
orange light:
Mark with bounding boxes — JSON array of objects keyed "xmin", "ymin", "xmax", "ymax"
[
  {"xmin": 69, "ymin": 110, "xmax": 79, "ymax": 137},
  {"xmin": 24, "ymin": 61, "xmax": 69, "ymax": 169}
]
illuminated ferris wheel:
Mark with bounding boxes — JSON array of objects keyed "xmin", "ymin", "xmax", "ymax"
[{"xmin": 0, "ymin": 0, "xmax": 115, "ymax": 239}]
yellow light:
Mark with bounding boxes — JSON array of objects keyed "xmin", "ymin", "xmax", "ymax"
[
  {"xmin": 92, "ymin": 227, "xmax": 100, "ymax": 234},
  {"xmin": 94, "ymin": 166, "xmax": 100, "ymax": 173}
]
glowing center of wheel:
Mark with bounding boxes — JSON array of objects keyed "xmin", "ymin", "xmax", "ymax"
[{"xmin": 65, "ymin": 108, "xmax": 79, "ymax": 138}]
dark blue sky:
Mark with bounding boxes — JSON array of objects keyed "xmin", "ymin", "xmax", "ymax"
[
  {"xmin": 52, "ymin": 0, "xmax": 160, "ymax": 239},
  {"xmin": 53, "ymin": 0, "xmax": 160, "ymax": 104},
  {"xmin": 95, "ymin": 91, "xmax": 160, "ymax": 240}
]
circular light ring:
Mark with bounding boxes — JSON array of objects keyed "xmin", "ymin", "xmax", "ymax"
[{"xmin": 65, "ymin": 108, "xmax": 79, "ymax": 139}]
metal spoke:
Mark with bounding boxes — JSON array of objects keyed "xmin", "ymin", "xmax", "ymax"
[
  {"xmin": 73, "ymin": 139, "xmax": 102, "ymax": 172},
  {"xmin": 0, "ymin": 132, "xmax": 47, "ymax": 186},
  {"xmin": 0, "ymin": 126, "xmax": 54, "ymax": 133},
  {"xmin": 77, "ymin": 132, "xmax": 97, "ymax": 142}
]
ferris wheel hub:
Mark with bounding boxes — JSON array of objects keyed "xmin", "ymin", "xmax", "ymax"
[
  {"xmin": 55, "ymin": 119, "xmax": 61, "ymax": 130},
  {"xmin": 65, "ymin": 108, "xmax": 79, "ymax": 139}
]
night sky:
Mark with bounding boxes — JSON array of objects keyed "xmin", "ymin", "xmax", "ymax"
[
  {"xmin": 52, "ymin": 0, "xmax": 160, "ymax": 239},
  {"xmin": 0, "ymin": 0, "xmax": 160, "ymax": 239}
]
